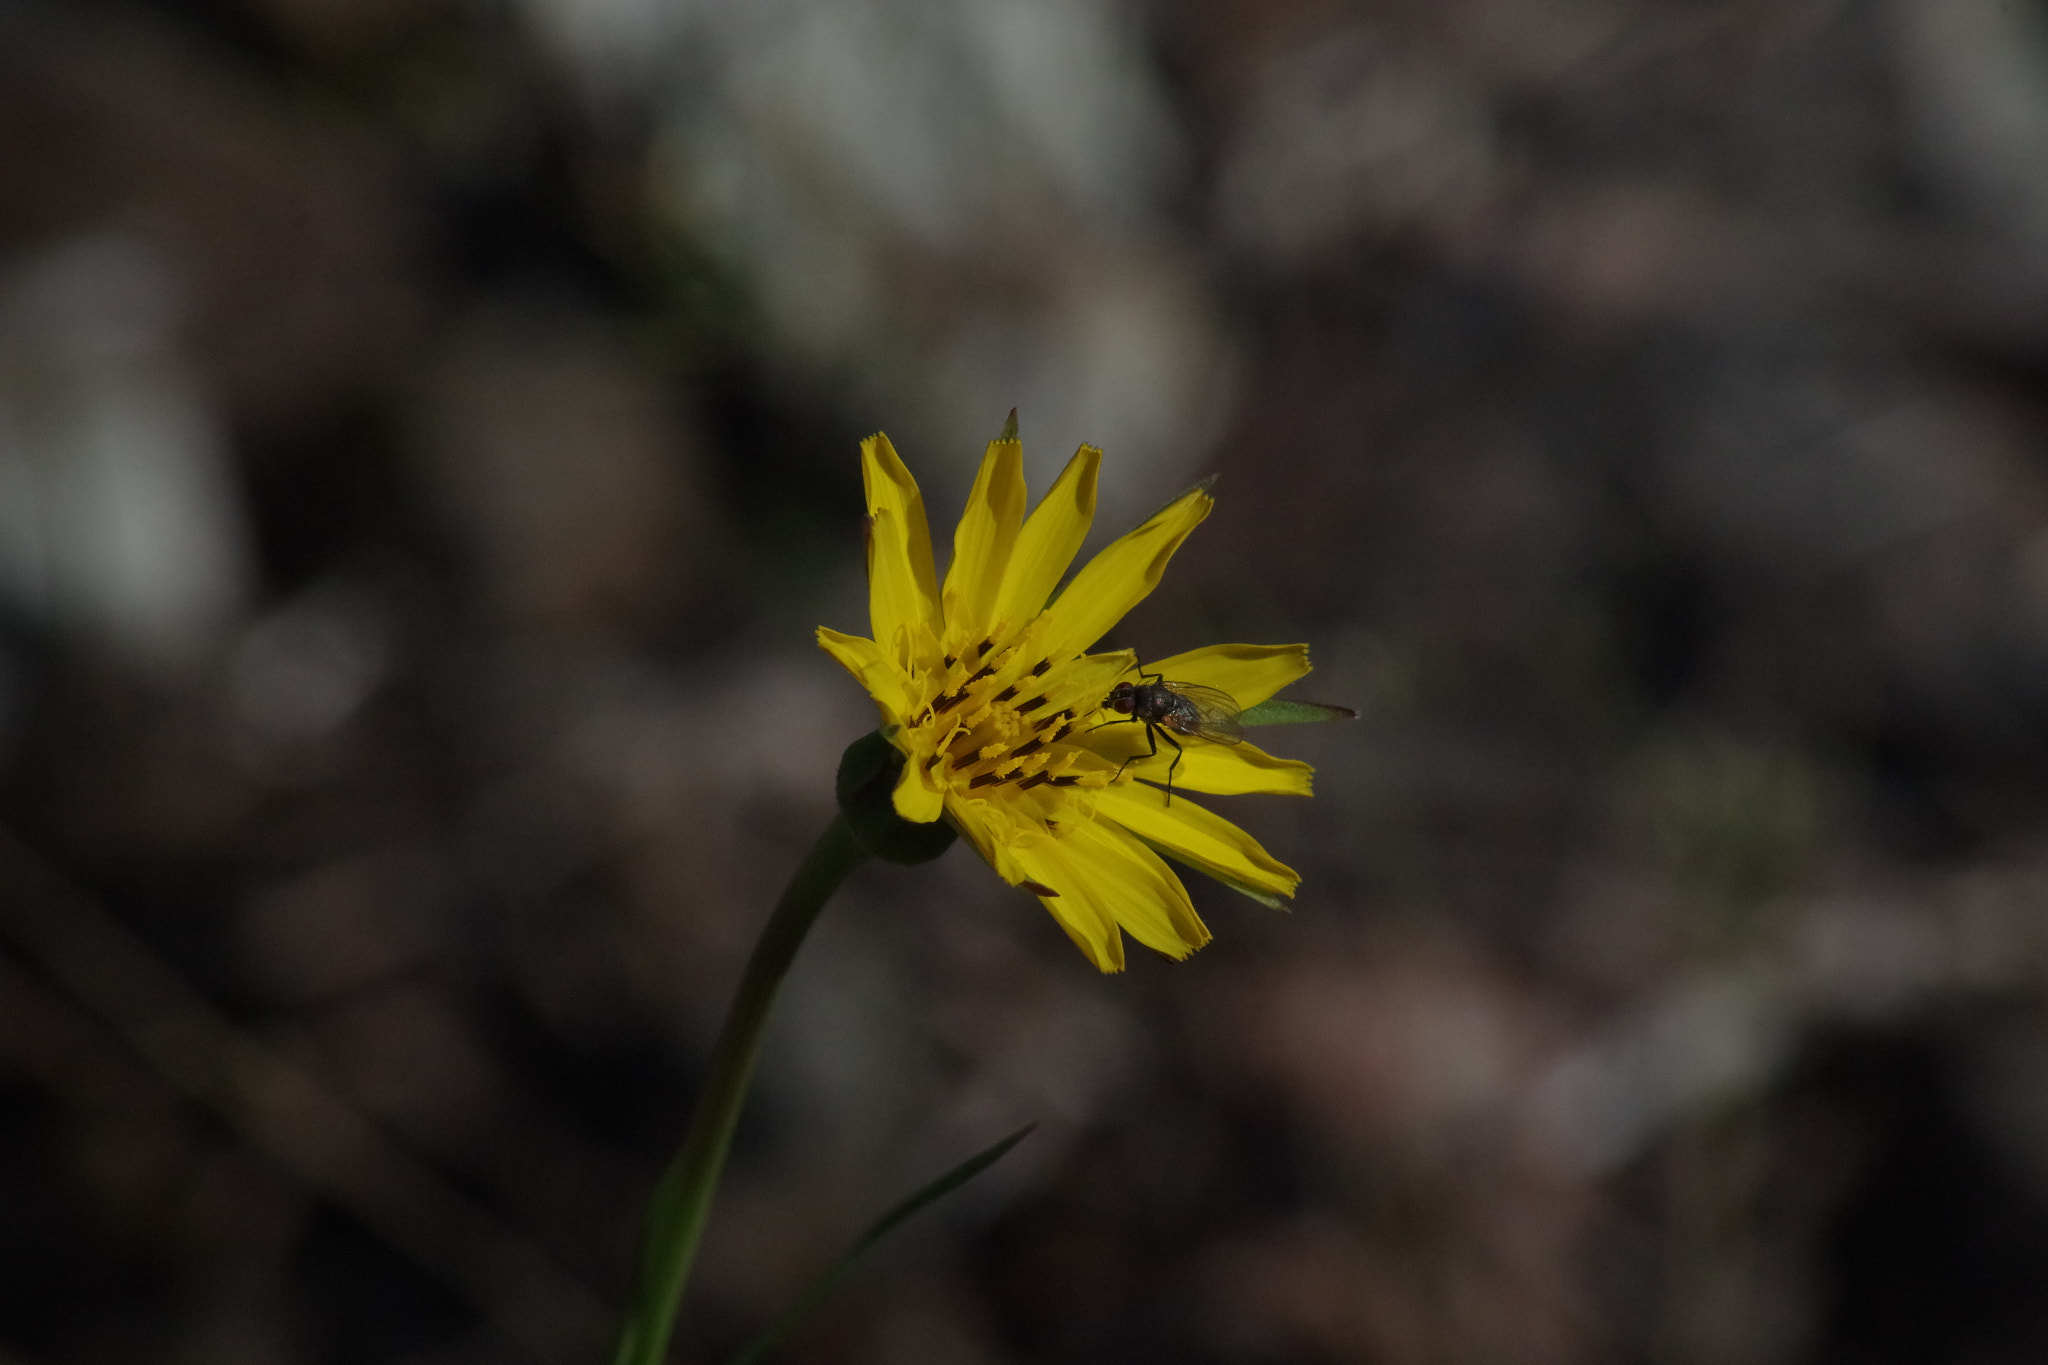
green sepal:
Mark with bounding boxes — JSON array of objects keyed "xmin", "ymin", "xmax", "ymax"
[
  {"xmin": 1240, "ymin": 697, "xmax": 1358, "ymax": 726},
  {"xmin": 835, "ymin": 731, "xmax": 957, "ymax": 865}
]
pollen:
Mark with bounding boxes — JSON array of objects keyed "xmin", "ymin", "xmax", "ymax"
[{"xmin": 915, "ymin": 644, "xmax": 1101, "ymax": 799}]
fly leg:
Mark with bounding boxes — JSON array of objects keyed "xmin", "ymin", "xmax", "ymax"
[
  {"xmin": 1160, "ymin": 729, "xmax": 1184, "ymax": 805},
  {"xmin": 1112, "ymin": 719, "xmax": 1159, "ymax": 784}
]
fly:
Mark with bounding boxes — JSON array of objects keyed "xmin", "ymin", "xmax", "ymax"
[{"xmin": 1096, "ymin": 672, "xmax": 1245, "ymax": 805}]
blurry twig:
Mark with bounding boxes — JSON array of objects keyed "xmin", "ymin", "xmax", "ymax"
[{"xmin": 0, "ymin": 826, "xmax": 612, "ymax": 1365}]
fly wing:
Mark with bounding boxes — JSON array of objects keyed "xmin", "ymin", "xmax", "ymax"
[{"xmin": 1163, "ymin": 681, "xmax": 1244, "ymax": 744}]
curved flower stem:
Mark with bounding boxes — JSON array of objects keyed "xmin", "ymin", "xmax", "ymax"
[{"xmin": 611, "ymin": 815, "xmax": 869, "ymax": 1365}]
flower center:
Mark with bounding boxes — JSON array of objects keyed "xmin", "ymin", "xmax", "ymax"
[{"xmin": 906, "ymin": 629, "xmax": 1103, "ymax": 799}]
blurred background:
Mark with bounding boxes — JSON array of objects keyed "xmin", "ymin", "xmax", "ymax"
[{"xmin": 4, "ymin": 0, "xmax": 2048, "ymax": 1362}]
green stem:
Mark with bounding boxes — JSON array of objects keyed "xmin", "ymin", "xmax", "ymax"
[{"xmin": 611, "ymin": 815, "xmax": 869, "ymax": 1365}]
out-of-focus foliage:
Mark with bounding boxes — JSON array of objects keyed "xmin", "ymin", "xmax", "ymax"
[{"xmin": 5, "ymin": 0, "xmax": 2048, "ymax": 1362}]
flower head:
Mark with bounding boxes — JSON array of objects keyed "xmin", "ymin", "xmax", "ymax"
[{"xmin": 819, "ymin": 428, "xmax": 1318, "ymax": 971}]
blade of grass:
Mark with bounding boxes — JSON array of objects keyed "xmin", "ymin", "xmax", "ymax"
[{"xmin": 728, "ymin": 1124, "xmax": 1036, "ymax": 1365}]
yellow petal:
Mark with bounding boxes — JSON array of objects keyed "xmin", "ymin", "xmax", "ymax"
[
  {"xmin": 817, "ymin": 626, "xmax": 911, "ymax": 720},
  {"xmin": 1065, "ymin": 821, "xmax": 1211, "ymax": 960},
  {"xmin": 891, "ymin": 746, "xmax": 946, "ymax": 823},
  {"xmin": 990, "ymin": 445, "xmax": 1099, "ymax": 634},
  {"xmin": 1036, "ymin": 649, "xmax": 1138, "ymax": 720},
  {"xmin": 862, "ymin": 435, "xmax": 940, "ymax": 648},
  {"xmin": 867, "ymin": 509, "xmax": 935, "ymax": 666},
  {"xmin": 1093, "ymin": 782, "xmax": 1300, "ymax": 898},
  {"xmin": 1050, "ymin": 895, "xmax": 1126, "ymax": 973},
  {"xmin": 942, "ymin": 437, "xmax": 1026, "ymax": 645},
  {"xmin": 1037, "ymin": 486, "xmax": 1212, "ymax": 661},
  {"xmin": 1001, "ymin": 835, "xmax": 1125, "ymax": 972},
  {"xmin": 947, "ymin": 798, "xmax": 1036, "ymax": 887},
  {"xmin": 1001, "ymin": 823, "xmax": 1211, "ymax": 970},
  {"xmin": 1138, "ymin": 643, "xmax": 1311, "ymax": 709},
  {"xmin": 1080, "ymin": 732, "xmax": 1314, "ymax": 796}
]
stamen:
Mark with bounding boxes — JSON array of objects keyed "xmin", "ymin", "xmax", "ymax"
[
  {"xmin": 1010, "ymin": 737, "xmax": 1045, "ymax": 759},
  {"xmin": 992, "ymin": 685, "xmax": 1018, "ymax": 703},
  {"xmin": 977, "ymin": 639, "xmax": 995, "ymax": 658},
  {"xmin": 968, "ymin": 772, "xmax": 1004, "ymax": 789},
  {"xmin": 1029, "ymin": 712, "xmax": 1075, "ymax": 741},
  {"xmin": 942, "ymin": 654, "xmax": 956, "ymax": 668},
  {"xmin": 1017, "ymin": 694, "xmax": 1048, "ymax": 714},
  {"xmin": 1030, "ymin": 659, "xmax": 1051, "ymax": 676},
  {"xmin": 1017, "ymin": 772, "xmax": 1052, "ymax": 790},
  {"xmin": 1050, "ymin": 775, "xmax": 1080, "ymax": 786}
]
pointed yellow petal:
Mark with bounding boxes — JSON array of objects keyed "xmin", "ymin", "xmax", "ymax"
[
  {"xmin": 817, "ymin": 626, "xmax": 911, "ymax": 720},
  {"xmin": 990, "ymin": 446, "xmax": 1099, "ymax": 634},
  {"xmin": 1035, "ymin": 649, "xmax": 1138, "ymax": 720},
  {"xmin": 1002, "ymin": 836, "xmax": 1125, "ymax": 971},
  {"xmin": 1050, "ymin": 895, "xmax": 1126, "ymax": 973},
  {"xmin": 999, "ymin": 824, "xmax": 1211, "ymax": 969},
  {"xmin": 942, "ymin": 437, "xmax": 1026, "ymax": 644},
  {"xmin": 1080, "ymin": 732, "xmax": 1314, "ymax": 796},
  {"xmin": 1037, "ymin": 486, "xmax": 1212, "ymax": 661},
  {"xmin": 862, "ymin": 434, "xmax": 940, "ymax": 648},
  {"xmin": 1093, "ymin": 783, "xmax": 1300, "ymax": 898},
  {"xmin": 891, "ymin": 747, "xmax": 946, "ymax": 823},
  {"xmin": 1139, "ymin": 643, "xmax": 1311, "ymax": 709},
  {"xmin": 945, "ymin": 799, "xmax": 1000, "ymax": 864},
  {"xmin": 867, "ymin": 509, "xmax": 935, "ymax": 665},
  {"xmin": 1065, "ymin": 821, "xmax": 1211, "ymax": 960}
]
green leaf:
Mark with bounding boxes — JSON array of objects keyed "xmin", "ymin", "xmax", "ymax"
[
  {"xmin": 1239, "ymin": 698, "xmax": 1358, "ymax": 726},
  {"xmin": 728, "ymin": 1125, "xmax": 1036, "ymax": 1365}
]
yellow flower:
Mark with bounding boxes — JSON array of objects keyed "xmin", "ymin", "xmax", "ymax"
[{"xmin": 818, "ymin": 430, "xmax": 1317, "ymax": 972}]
